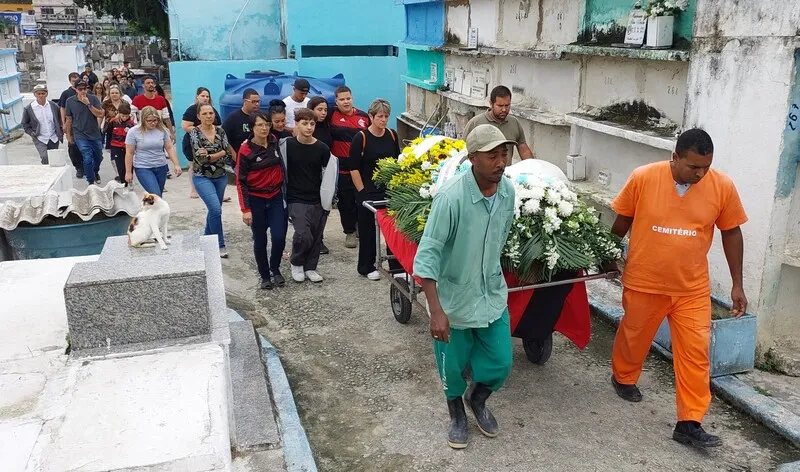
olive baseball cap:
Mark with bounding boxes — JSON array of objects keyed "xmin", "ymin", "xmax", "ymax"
[{"xmin": 465, "ymin": 124, "xmax": 516, "ymax": 153}]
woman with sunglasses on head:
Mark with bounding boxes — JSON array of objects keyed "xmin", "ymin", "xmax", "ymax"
[
  {"xmin": 124, "ymin": 105, "xmax": 182, "ymax": 196},
  {"xmin": 190, "ymin": 103, "xmax": 235, "ymax": 258},
  {"xmin": 181, "ymin": 87, "xmax": 224, "ymax": 200},
  {"xmin": 236, "ymin": 112, "xmax": 289, "ymax": 289}
]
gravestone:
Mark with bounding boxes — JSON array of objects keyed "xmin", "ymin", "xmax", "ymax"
[{"xmin": 63, "ymin": 232, "xmax": 227, "ymax": 354}]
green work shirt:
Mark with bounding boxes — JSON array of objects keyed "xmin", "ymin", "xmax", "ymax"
[
  {"xmin": 463, "ymin": 111, "xmax": 527, "ymax": 165},
  {"xmin": 413, "ymin": 170, "xmax": 515, "ymax": 329}
]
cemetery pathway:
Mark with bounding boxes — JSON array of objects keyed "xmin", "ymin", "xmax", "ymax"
[{"xmin": 162, "ymin": 174, "xmax": 799, "ymax": 472}]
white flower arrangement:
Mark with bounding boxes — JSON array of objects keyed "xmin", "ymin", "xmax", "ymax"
[
  {"xmin": 502, "ymin": 174, "xmax": 623, "ymax": 280},
  {"xmin": 374, "ymin": 136, "xmax": 623, "ymax": 282},
  {"xmin": 644, "ymin": 0, "xmax": 689, "ymax": 18}
]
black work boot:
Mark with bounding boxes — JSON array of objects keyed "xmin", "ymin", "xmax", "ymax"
[
  {"xmin": 673, "ymin": 421, "xmax": 722, "ymax": 448},
  {"xmin": 446, "ymin": 397, "xmax": 469, "ymax": 449},
  {"xmin": 260, "ymin": 278, "xmax": 274, "ymax": 290},
  {"xmin": 611, "ymin": 376, "xmax": 643, "ymax": 402},
  {"xmin": 464, "ymin": 383, "xmax": 499, "ymax": 438}
]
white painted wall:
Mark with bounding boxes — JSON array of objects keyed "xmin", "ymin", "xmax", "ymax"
[
  {"xmin": 526, "ymin": 121, "xmax": 571, "ymax": 170},
  {"xmin": 496, "ymin": 0, "xmax": 582, "ymax": 49},
  {"xmin": 443, "ymin": 54, "xmax": 496, "ymax": 93},
  {"xmin": 686, "ymin": 0, "xmax": 800, "ymax": 349},
  {"xmin": 495, "ymin": 56, "xmax": 581, "ymax": 112},
  {"xmin": 469, "ymin": 0, "xmax": 499, "ymax": 47},
  {"xmin": 539, "ymin": 0, "xmax": 582, "ymax": 46},
  {"xmin": 407, "ymin": 84, "xmax": 426, "ymax": 118},
  {"xmin": 445, "ymin": 2, "xmax": 470, "ymax": 45},
  {"xmin": 582, "ymin": 56, "xmax": 689, "ymax": 124},
  {"xmin": 580, "ymin": 129, "xmax": 671, "ymax": 194},
  {"xmin": 497, "ymin": 0, "xmax": 540, "ymax": 49}
]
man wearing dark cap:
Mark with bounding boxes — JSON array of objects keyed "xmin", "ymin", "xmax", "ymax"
[
  {"xmin": 413, "ymin": 124, "xmax": 516, "ymax": 449},
  {"xmin": 282, "ymin": 78, "xmax": 311, "ymax": 132},
  {"xmin": 64, "ymin": 80, "xmax": 105, "ymax": 184}
]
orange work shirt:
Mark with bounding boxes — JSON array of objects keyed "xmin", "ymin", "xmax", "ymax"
[{"xmin": 612, "ymin": 161, "xmax": 748, "ymax": 297}]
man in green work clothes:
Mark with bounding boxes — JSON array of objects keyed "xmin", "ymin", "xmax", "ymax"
[{"xmin": 413, "ymin": 124, "xmax": 516, "ymax": 449}]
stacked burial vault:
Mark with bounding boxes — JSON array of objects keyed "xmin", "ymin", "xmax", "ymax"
[{"xmin": 62, "ymin": 232, "xmax": 279, "ymax": 452}]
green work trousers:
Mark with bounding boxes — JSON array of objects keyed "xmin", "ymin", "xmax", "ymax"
[{"xmin": 434, "ymin": 309, "xmax": 513, "ymax": 400}]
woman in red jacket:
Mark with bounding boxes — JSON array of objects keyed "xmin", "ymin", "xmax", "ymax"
[{"xmin": 236, "ymin": 111, "xmax": 288, "ymax": 290}]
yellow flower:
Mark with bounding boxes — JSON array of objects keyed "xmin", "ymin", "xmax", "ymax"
[
  {"xmin": 402, "ymin": 146, "xmax": 413, "ymax": 155},
  {"xmin": 416, "ymin": 215, "xmax": 427, "ymax": 232}
]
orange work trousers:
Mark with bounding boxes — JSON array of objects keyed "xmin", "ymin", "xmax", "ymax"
[{"xmin": 611, "ymin": 288, "xmax": 712, "ymax": 422}]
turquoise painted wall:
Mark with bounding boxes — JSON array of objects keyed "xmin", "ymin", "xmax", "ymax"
[
  {"xmin": 169, "ymin": 59, "xmax": 298, "ymax": 166},
  {"xmin": 284, "ymin": 0, "xmax": 405, "ymax": 47},
  {"xmin": 167, "ymin": 0, "xmax": 407, "ymax": 167},
  {"xmin": 284, "ymin": 0, "xmax": 407, "ymax": 128},
  {"xmin": 167, "ymin": 0, "xmax": 283, "ymax": 61},
  {"xmin": 299, "ymin": 56, "xmax": 407, "ymax": 124},
  {"xmin": 583, "ymin": 0, "xmax": 696, "ymax": 42}
]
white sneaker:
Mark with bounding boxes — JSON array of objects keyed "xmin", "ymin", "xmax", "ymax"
[
  {"xmin": 366, "ymin": 270, "xmax": 381, "ymax": 281},
  {"xmin": 291, "ymin": 265, "xmax": 305, "ymax": 282},
  {"xmin": 305, "ymin": 270, "xmax": 323, "ymax": 283}
]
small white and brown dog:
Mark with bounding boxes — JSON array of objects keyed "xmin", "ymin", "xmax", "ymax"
[{"xmin": 127, "ymin": 192, "xmax": 171, "ymax": 250}]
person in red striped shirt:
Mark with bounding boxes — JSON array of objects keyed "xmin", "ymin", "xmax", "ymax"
[{"xmin": 328, "ymin": 85, "xmax": 370, "ymax": 249}]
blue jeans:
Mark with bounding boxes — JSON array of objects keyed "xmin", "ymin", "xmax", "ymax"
[
  {"xmin": 250, "ymin": 194, "xmax": 288, "ymax": 279},
  {"xmin": 134, "ymin": 165, "xmax": 169, "ymax": 197},
  {"xmin": 74, "ymin": 138, "xmax": 104, "ymax": 183},
  {"xmin": 193, "ymin": 174, "xmax": 228, "ymax": 249}
]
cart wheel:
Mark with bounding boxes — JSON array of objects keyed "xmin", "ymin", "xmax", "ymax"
[
  {"xmin": 390, "ymin": 278, "xmax": 413, "ymax": 324},
  {"xmin": 523, "ymin": 333, "xmax": 553, "ymax": 365}
]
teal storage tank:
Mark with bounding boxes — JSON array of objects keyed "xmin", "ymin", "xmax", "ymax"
[
  {"xmin": 219, "ymin": 70, "xmax": 346, "ymax": 120},
  {"xmin": 3, "ymin": 213, "xmax": 130, "ymax": 260}
]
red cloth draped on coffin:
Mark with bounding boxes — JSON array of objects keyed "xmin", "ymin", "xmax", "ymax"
[{"xmin": 375, "ymin": 209, "xmax": 592, "ymax": 349}]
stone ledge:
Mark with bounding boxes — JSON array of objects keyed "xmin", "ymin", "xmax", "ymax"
[
  {"xmin": 65, "ymin": 253, "xmax": 205, "ymax": 286},
  {"xmin": 401, "ymin": 74, "xmax": 441, "ymax": 91},
  {"xmin": 398, "ymin": 112, "xmax": 427, "ymax": 132},
  {"xmin": 559, "ymin": 44, "xmax": 691, "ymax": 62},
  {"xmin": 230, "ymin": 319, "xmax": 280, "ymax": 451},
  {"xmin": 439, "ymin": 45, "xmax": 562, "ymax": 61},
  {"xmin": 565, "ymin": 113, "xmax": 677, "ymax": 151}
]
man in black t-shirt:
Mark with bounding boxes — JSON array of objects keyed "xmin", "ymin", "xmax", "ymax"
[
  {"xmin": 58, "ymin": 72, "xmax": 84, "ymax": 178},
  {"xmin": 281, "ymin": 108, "xmax": 336, "ymax": 284},
  {"xmin": 222, "ymin": 88, "xmax": 260, "ymax": 155}
]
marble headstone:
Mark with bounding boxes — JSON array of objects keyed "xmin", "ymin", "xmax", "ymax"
[{"xmin": 63, "ymin": 233, "xmax": 212, "ymax": 352}]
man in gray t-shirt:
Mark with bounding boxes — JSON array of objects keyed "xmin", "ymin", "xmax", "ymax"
[
  {"xmin": 65, "ymin": 80, "xmax": 105, "ymax": 184},
  {"xmin": 462, "ymin": 85, "xmax": 535, "ymax": 166}
]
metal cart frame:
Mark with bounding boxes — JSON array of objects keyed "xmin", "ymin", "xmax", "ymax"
[{"xmin": 362, "ymin": 200, "xmax": 619, "ymax": 327}]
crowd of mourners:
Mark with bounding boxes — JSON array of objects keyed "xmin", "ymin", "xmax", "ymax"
[{"xmin": 24, "ymin": 70, "xmax": 400, "ymax": 290}]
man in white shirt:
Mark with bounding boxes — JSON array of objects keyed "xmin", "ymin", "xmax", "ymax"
[
  {"xmin": 282, "ymin": 78, "xmax": 311, "ymax": 131},
  {"xmin": 22, "ymin": 84, "xmax": 63, "ymax": 164}
]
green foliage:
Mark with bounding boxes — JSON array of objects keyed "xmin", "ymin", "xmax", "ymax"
[
  {"xmin": 385, "ymin": 185, "xmax": 429, "ymax": 243},
  {"xmin": 74, "ymin": 0, "xmax": 170, "ymax": 39}
]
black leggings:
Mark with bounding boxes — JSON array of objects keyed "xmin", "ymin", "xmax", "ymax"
[{"xmin": 110, "ymin": 148, "xmax": 126, "ymax": 182}]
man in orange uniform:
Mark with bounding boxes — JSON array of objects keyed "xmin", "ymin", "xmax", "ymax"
[{"xmin": 609, "ymin": 128, "xmax": 748, "ymax": 448}]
